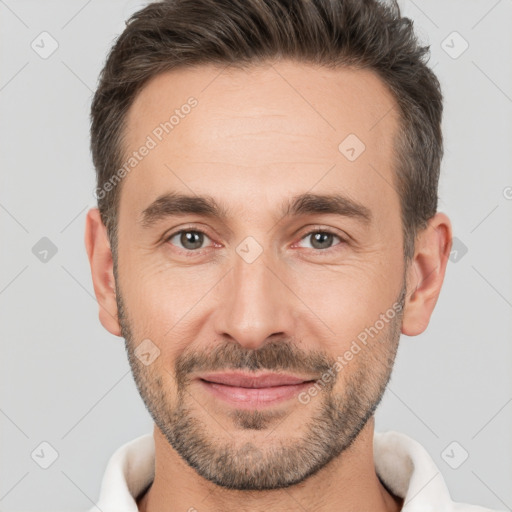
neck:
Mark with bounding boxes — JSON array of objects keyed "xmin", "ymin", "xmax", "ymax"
[{"xmin": 137, "ymin": 418, "xmax": 403, "ymax": 512}]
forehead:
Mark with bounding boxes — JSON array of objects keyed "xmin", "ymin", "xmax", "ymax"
[{"xmin": 120, "ymin": 60, "xmax": 401, "ymax": 226}]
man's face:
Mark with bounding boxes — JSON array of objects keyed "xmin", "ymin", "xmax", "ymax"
[{"xmin": 115, "ymin": 61, "xmax": 406, "ymax": 490}]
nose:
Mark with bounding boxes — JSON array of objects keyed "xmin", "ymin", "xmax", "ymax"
[{"xmin": 213, "ymin": 248, "xmax": 296, "ymax": 350}]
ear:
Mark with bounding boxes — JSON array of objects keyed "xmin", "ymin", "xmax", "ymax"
[
  {"xmin": 84, "ymin": 208, "xmax": 122, "ymax": 337},
  {"xmin": 401, "ymin": 212, "xmax": 452, "ymax": 336}
]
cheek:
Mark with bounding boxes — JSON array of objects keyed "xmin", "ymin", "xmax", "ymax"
[
  {"xmin": 121, "ymin": 263, "xmax": 222, "ymax": 369},
  {"xmin": 121, "ymin": 250, "xmax": 198, "ymax": 318},
  {"xmin": 289, "ymin": 258, "xmax": 402, "ymax": 348}
]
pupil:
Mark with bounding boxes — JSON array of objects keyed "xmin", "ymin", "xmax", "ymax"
[
  {"xmin": 181, "ymin": 231, "xmax": 203, "ymax": 250},
  {"xmin": 312, "ymin": 232, "xmax": 332, "ymax": 249}
]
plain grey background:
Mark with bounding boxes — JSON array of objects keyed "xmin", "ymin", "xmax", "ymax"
[{"xmin": 1, "ymin": 0, "xmax": 511, "ymax": 510}]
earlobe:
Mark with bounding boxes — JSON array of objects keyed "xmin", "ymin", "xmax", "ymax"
[
  {"xmin": 84, "ymin": 208, "xmax": 122, "ymax": 337},
  {"xmin": 401, "ymin": 212, "xmax": 452, "ymax": 337}
]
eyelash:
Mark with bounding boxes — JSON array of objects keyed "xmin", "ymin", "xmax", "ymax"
[{"xmin": 164, "ymin": 226, "xmax": 347, "ymax": 256}]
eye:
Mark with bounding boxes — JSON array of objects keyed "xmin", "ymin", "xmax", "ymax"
[
  {"xmin": 164, "ymin": 227, "xmax": 345, "ymax": 254},
  {"xmin": 296, "ymin": 230, "xmax": 345, "ymax": 251},
  {"xmin": 166, "ymin": 229, "xmax": 213, "ymax": 251}
]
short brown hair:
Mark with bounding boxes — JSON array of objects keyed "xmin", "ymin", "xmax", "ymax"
[{"xmin": 90, "ymin": 0, "xmax": 443, "ymax": 263}]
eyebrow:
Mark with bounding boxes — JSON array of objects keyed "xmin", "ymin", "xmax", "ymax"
[{"xmin": 139, "ymin": 191, "xmax": 372, "ymax": 229}]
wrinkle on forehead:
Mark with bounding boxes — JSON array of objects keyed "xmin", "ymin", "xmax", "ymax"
[{"xmin": 123, "ymin": 60, "xmax": 399, "ymax": 164}]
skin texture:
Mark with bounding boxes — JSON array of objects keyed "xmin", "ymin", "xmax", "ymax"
[{"xmin": 85, "ymin": 60, "xmax": 452, "ymax": 512}]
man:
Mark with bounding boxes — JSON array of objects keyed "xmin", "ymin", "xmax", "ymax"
[{"xmin": 84, "ymin": 0, "xmax": 500, "ymax": 510}]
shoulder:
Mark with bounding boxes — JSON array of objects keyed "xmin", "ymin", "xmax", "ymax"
[{"xmin": 374, "ymin": 430, "xmax": 506, "ymax": 512}]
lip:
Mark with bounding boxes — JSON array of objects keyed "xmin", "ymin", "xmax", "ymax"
[
  {"xmin": 196, "ymin": 371, "xmax": 317, "ymax": 408},
  {"xmin": 198, "ymin": 371, "xmax": 314, "ymax": 388}
]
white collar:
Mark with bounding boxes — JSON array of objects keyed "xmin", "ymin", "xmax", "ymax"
[{"xmin": 89, "ymin": 430, "xmax": 498, "ymax": 512}]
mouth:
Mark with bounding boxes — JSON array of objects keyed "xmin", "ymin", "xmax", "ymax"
[{"xmin": 196, "ymin": 371, "xmax": 317, "ymax": 408}]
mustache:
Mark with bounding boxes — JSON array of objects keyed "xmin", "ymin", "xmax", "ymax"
[{"xmin": 174, "ymin": 339, "xmax": 334, "ymax": 387}]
